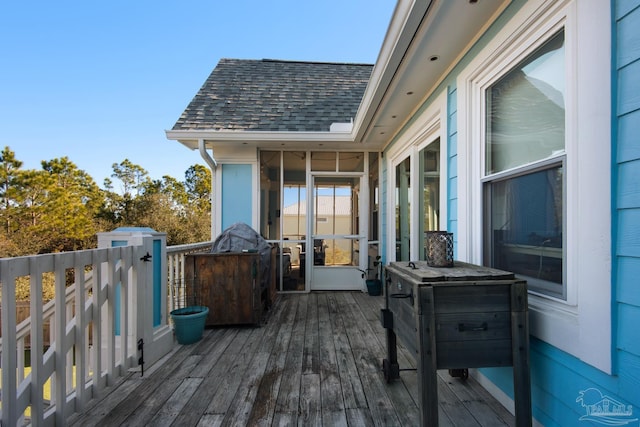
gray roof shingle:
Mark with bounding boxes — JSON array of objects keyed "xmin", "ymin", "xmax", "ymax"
[{"xmin": 172, "ymin": 59, "xmax": 373, "ymax": 132}]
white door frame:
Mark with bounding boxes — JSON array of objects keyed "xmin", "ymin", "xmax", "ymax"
[{"xmin": 308, "ymin": 172, "xmax": 367, "ymax": 291}]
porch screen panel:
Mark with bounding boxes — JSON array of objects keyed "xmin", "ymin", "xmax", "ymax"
[
  {"xmin": 338, "ymin": 152, "xmax": 364, "ymax": 172},
  {"xmin": 282, "ymin": 152, "xmax": 307, "ymax": 290},
  {"xmin": 313, "ymin": 178, "xmax": 357, "ymax": 267},
  {"xmin": 260, "ymin": 151, "xmax": 281, "ymax": 240},
  {"xmin": 311, "ymin": 152, "xmax": 336, "ymax": 171},
  {"xmin": 369, "ymin": 152, "xmax": 379, "ymax": 242}
]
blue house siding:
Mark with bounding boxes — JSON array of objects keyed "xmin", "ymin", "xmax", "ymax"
[
  {"xmin": 388, "ymin": 7, "xmax": 639, "ymax": 424},
  {"xmin": 476, "ymin": 2, "xmax": 640, "ymax": 425},
  {"xmin": 614, "ymin": 0, "xmax": 640, "ymax": 413}
]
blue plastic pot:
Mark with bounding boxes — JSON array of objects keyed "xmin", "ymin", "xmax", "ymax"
[
  {"xmin": 170, "ymin": 306, "xmax": 209, "ymax": 345},
  {"xmin": 366, "ymin": 279, "xmax": 382, "ymax": 296}
]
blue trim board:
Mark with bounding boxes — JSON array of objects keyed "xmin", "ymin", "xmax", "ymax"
[
  {"xmin": 446, "ymin": 86, "xmax": 459, "ymax": 255},
  {"xmin": 611, "ymin": 0, "xmax": 621, "ymax": 378}
]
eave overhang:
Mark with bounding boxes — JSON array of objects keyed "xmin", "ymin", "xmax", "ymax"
[
  {"xmin": 166, "ymin": 0, "xmax": 510, "ymax": 152},
  {"xmin": 165, "ymin": 129, "xmax": 354, "ymax": 151}
]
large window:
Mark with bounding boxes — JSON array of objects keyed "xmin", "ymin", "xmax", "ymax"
[
  {"xmin": 459, "ymin": 0, "xmax": 611, "ymax": 372},
  {"xmin": 484, "ymin": 30, "xmax": 566, "ymax": 299}
]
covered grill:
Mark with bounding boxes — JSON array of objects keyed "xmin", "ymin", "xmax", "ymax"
[{"xmin": 184, "ymin": 223, "xmax": 276, "ymax": 326}]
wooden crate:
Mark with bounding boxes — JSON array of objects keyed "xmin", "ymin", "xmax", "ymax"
[
  {"xmin": 382, "ymin": 260, "xmax": 531, "ymax": 426},
  {"xmin": 184, "ymin": 252, "xmax": 265, "ymax": 326}
]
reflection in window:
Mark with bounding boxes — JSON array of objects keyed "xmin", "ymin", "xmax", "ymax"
[
  {"xmin": 419, "ymin": 140, "xmax": 440, "ymax": 260},
  {"xmin": 486, "ymin": 30, "xmax": 565, "ymax": 174},
  {"xmin": 395, "ymin": 157, "xmax": 411, "ymax": 261},
  {"xmin": 484, "ymin": 29, "xmax": 566, "ymax": 299},
  {"xmin": 488, "ymin": 166, "xmax": 564, "ymax": 298}
]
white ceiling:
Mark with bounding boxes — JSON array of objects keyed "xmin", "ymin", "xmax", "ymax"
[{"xmin": 355, "ymin": 0, "xmax": 511, "ymax": 148}]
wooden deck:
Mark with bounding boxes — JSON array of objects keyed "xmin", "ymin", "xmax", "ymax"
[{"xmin": 69, "ymin": 292, "xmax": 516, "ymax": 426}]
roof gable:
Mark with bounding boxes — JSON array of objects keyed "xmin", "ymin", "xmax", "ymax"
[{"xmin": 172, "ymin": 59, "xmax": 373, "ymax": 133}]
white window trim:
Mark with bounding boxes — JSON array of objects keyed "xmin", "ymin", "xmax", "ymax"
[
  {"xmin": 386, "ymin": 92, "xmax": 448, "ymax": 262},
  {"xmin": 456, "ymin": 0, "xmax": 611, "ymax": 373}
]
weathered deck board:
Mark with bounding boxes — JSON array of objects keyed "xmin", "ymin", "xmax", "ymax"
[{"xmin": 68, "ymin": 291, "xmax": 517, "ymax": 427}]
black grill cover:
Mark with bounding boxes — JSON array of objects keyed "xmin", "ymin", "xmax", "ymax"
[{"xmin": 211, "ymin": 222, "xmax": 272, "ymax": 289}]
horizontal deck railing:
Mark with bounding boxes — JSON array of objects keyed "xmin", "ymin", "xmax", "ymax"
[{"xmin": 0, "ymin": 239, "xmax": 212, "ymax": 426}]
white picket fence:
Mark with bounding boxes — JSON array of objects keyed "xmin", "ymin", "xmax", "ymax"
[{"xmin": 0, "ymin": 236, "xmax": 211, "ymax": 426}]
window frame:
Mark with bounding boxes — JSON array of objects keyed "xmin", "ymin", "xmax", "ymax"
[
  {"xmin": 482, "ymin": 23, "xmax": 567, "ymax": 297},
  {"xmin": 386, "ymin": 93, "xmax": 448, "ymax": 262},
  {"xmin": 456, "ymin": 0, "xmax": 612, "ymax": 373}
]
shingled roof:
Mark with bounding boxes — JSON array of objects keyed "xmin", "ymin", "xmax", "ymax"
[{"xmin": 172, "ymin": 59, "xmax": 373, "ymax": 133}]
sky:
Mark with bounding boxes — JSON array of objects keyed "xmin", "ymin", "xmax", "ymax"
[{"xmin": 1, "ymin": 1, "xmax": 395, "ymax": 189}]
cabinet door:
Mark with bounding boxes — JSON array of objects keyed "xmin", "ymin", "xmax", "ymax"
[{"xmin": 187, "ymin": 254, "xmax": 261, "ymax": 326}]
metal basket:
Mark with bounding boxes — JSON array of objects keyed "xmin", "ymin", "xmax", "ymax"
[
  {"xmin": 170, "ymin": 278, "xmax": 205, "ymax": 311},
  {"xmin": 425, "ymin": 231, "xmax": 454, "ymax": 267}
]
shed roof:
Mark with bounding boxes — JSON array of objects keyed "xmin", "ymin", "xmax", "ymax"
[{"xmin": 172, "ymin": 59, "xmax": 373, "ymax": 133}]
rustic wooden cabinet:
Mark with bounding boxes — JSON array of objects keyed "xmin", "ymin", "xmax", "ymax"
[
  {"xmin": 382, "ymin": 261, "xmax": 532, "ymax": 426},
  {"xmin": 185, "ymin": 252, "xmax": 268, "ymax": 326}
]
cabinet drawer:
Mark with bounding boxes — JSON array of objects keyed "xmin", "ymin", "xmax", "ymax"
[
  {"xmin": 435, "ymin": 311, "xmax": 511, "ymax": 342},
  {"xmin": 431, "ymin": 284, "xmax": 511, "ymax": 314}
]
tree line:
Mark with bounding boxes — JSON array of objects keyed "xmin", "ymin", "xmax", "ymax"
[{"xmin": 0, "ymin": 146, "xmax": 212, "ymax": 258}]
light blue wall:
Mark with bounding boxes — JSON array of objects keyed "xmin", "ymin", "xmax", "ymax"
[
  {"xmin": 377, "ymin": 0, "xmax": 640, "ymax": 425},
  {"xmin": 221, "ymin": 164, "xmax": 252, "ymax": 230},
  {"xmin": 451, "ymin": 1, "xmax": 640, "ymax": 425},
  {"xmin": 613, "ymin": 0, "xmax": 640, "ymax": 409}
]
